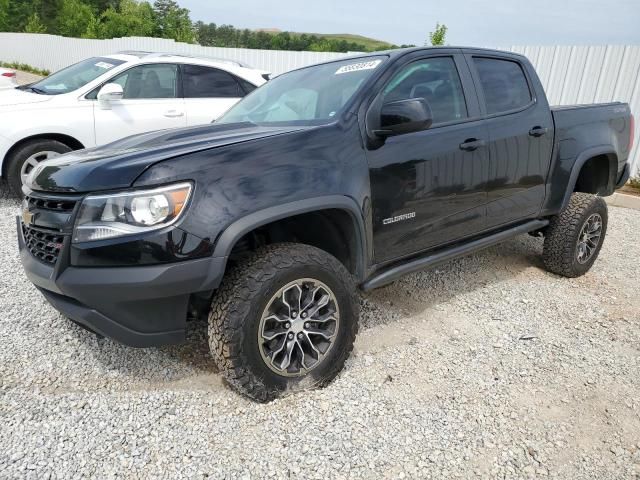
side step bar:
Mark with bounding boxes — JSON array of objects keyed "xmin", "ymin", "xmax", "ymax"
[{"xmin": 361, "ymin": 219, "xmax": 549, "ymax": 291}]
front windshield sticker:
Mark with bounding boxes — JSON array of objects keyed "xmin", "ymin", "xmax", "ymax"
[
  {"xmin": 335, "ymin": 59, "xmax": 382, "ymax": 75},
  {"xmin": 95, "ymin": 61, "xmax": 115, "ymax": 69}
]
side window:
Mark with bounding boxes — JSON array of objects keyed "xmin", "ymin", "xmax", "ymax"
[
  {"xmin": 237, "ymin": 77, "xmax": 258, "ymax": 95},
  {"xmin": 183, "ymin": 65, "xmax": 243, "ymax": 98},
  {"xmin": 473, "ymin": 58, "xmax": 532, "ymax": 114},
  {"xmin": 382, "ymin": 56, "xmax": 468, "ymax": 125},
  {"xmin": 109, "ymin": 64, "xmax": 178, "ymax": 99}
]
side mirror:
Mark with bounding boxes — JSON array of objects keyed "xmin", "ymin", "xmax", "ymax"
[
  {"xmin": 375, "ymin": 98, "xmax": 433, "ymax": 137},
  {"xmin": 97, "ymin": 83, "xmax": 123, "ymax": 109}
]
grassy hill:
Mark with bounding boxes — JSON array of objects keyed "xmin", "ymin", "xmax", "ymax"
[
  {"xmin": 255, "ymin": 29, "xmax": 399, "ymax": 51},
  {"xmin": 313, "ymin": 33, "xmax": 397, "ymax": 51}
]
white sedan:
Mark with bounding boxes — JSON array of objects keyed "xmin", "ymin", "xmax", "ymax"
[
  {"xmin": 0, "ymin": 68, "xmax": 17, "ymax": 89},
  {"xmin": 0, "ymin": 52, "xmax": 268, "ymax": 196}
]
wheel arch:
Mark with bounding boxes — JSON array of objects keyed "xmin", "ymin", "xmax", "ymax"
[
  {"xmin": 1, "ymin": 133, "xmax": 85, "ymax": 178},
  {"xmin": 212, "ymin": 195, "xmax": 368, "ymax": 281},
  {"xmin": 560, "ymin": 146, "xmax": 618, "ymax": 211}
]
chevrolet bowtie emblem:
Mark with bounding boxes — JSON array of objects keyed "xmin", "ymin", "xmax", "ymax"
[{"xmin": 22, "ymin": 210, "xmax": 35, "ymax": 225}]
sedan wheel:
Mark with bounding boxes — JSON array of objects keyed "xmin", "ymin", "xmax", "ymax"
[{"xmin": 20, "ymin": 151, "xmax": 61, "ymax": 185}]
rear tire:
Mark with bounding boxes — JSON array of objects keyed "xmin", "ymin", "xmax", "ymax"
[
  {"xmin": 5, "ymin": 139, "xmax": 72, "ymax": 198},
  {"xmin": 208, "ymin": 243, "xmax": 359, "ymax": 402},
  {"xmin": 542, "ymin": 192, "xmax": 608, "ymax": 277}
]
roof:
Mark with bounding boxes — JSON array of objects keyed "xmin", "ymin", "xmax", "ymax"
[
  {"xmin": 278, "ymin": 46, "xmax": 527, "ymax": 76},
  {"xmin": 114, "ymin": 51, "xmax": 252, "ymax": 68}
]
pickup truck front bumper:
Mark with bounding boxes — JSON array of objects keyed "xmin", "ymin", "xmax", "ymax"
[{"xmin": 18, "ymin": 217, "xmax": 225, "ymax": 347}]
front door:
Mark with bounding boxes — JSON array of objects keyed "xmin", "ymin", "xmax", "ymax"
[
  {"xmin": 466, "ymin": 54, "xmax": 554, "ymax": 228},
  {"xmin": 366, "ymin": 53, "xmax": 490, "ymax": 264},
  {"xmin": 94, "ymin": 63, "xmax": 186, "ymax": 145}
]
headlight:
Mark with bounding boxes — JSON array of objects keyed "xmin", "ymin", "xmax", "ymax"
[{"xmin": 73, "ymin": 182, "xmax": 192, "ymax": 243}]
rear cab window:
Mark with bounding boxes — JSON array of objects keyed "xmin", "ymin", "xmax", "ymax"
[{"xmin": 472, "ymin": 57, "xmax": 532, "ymax": 115}]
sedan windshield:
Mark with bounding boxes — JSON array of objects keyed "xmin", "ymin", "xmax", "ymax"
[
  {"xmin": 22, "ymin": 57, "xmax": 125, "ymax": 95},
  {"xmin": 217, "ymin": 56, "xmax": 387, "ymax": 126}
]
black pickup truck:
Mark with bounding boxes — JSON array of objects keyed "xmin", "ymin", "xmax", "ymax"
[{"xmin": 18, "ymin": 47, "xmax": 633, "ymax": 401}]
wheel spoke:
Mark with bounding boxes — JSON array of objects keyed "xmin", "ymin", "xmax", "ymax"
[
  {"xmin": 278, "ymin": 338, "xmax": 297, "ymax": 370},
  {"xmin": 302, "ymin": 332, "xmax": 322, "ymax": 355},
  {"xmin": 305, "ymin": 294, "xmax": 330, "ymax": 319},
  {"xmin": 263, "ymin": 314, "xmax": 287, "ymax": 324},
  {"xmin": 312, "ymin": 312, "xmax": 338, "ymax": 324},
  {"xmin": 301, "ymin": 286, "xmax": 322, "ymax": 313},
  {"xmin": 305, "ymin": 326, "xmax": 335, "ymax": 339},
  {"xmin": 262, "ymin": 328, "xmax": 287, "ymax": 341}
]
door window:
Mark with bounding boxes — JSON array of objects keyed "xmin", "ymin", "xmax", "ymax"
[
  {"xmin": 382, "ymin": 57, "xmax": 468, "ymax": 125},
  {"xmin": 183, "ymin": 65, "xmax": 243, "ymax": 98},
  {"xmin": 473, "ymin": 58, "xmax": 531, "ymax": 114},
  {"xmin": 109, "ymin": 64, "xmax": 178, "ymax": 99}
]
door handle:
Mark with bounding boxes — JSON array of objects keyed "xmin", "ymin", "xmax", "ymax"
[
  {"xmin": 164, "ymin": 110, "xmax": 184, "ymax": 118},
  {"xmin": 459, "ymin": 138, "xmax": 486, "ymax": 151},
  {"xmin": 529, "ymin": 126, "xmax": 548, "ymax": 137}
]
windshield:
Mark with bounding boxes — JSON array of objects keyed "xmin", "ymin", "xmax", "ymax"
[
  {"xmin": 217, "ymin": 56, "xmax": 387, "ymax": 126},
  {"xmin": 23, "ymin": 57, "xmax": 125, "ymax": 95}
]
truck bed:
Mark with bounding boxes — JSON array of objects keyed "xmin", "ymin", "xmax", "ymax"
[{"xmin": 542, "ymin": 102, "xmax": 632, "ymax": 214}]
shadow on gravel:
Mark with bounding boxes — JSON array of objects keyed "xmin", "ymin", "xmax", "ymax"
[
  {"xmin": 68, "ymin": 314, "xmax": 219, "ymax": 384},
  {"xmin": 361, "ymin": 234, "xmax": 545, "ymax": 327}
]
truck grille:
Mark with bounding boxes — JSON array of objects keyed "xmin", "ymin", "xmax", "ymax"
[
  {"xmin": 22, "ymin": 225, "xmax": 66, "ymax": 265},
  {"xmin": 26, "ymin": 195, "xmax": 76, "ymax": 213},
  {"xmin": 21, "ymin": 193, "xmax": 80, "ymax": 266}
]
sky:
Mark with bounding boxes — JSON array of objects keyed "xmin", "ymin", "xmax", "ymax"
[{"xmin": 180, "ymin": 0, "xmax": 640, "ymax": 47}]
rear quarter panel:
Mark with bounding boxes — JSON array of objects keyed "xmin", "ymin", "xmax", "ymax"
[{"xmin": 542, "ymin": 103, "xmax": 632, "ymax": 214}]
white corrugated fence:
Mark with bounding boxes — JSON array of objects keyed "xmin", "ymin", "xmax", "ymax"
[{"xmin": 0, "ymin": 33, "xmax": 639, "ymax": 176}]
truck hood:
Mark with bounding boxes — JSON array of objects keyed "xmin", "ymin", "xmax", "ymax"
[
  {"xmin": 0, "ymin": 88, "xmax": 53, "ymax": 107},
  {"xmin": 27, "ymin": 123, "xmax": 309, "ymax": 193}
]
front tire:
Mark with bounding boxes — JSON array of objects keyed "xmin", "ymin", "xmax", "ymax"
[
  {"xmin": 208, "ymin": 243, "xmax": 359, "ymax": 402},
  {"xmin": 543, "ymin": 192, "xmax": 608, "ymax": 277},
  {"xmin": 5, "ymin": 139, "xmax": 72, "ymax": 198}
]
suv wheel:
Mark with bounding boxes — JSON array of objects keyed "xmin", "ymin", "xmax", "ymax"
[
  {"xmin": 542, "ymin": 192, "xmax": 608, "ymax": 277},
  {"xmin": 5, "ymin": 139, "xmax": 72, "ymax": 198},
  {"xmin": 208, "ymin": 243, "xmax": 359, "ymax": 402}
]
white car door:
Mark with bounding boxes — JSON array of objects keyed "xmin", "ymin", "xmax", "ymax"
[
  {"xmin": 181, "ymin": 64, "xmax": 246, "ymax": 125},
  {"xmin": 94, "ymin": 63, "xmax": 186, "ymax": 145}
]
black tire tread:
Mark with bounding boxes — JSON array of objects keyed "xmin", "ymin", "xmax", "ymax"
[{"xmin": 208, "ymin": 243, "xmax": 359, "ymax": 402}]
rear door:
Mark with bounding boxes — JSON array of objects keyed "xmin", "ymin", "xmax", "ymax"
[
  {"xmin": 94, "ymin": 63, "xmax": 186, "ymax": 145},
  {"xmin": 181, "ymin": 64, "xmax": 247, "ymax": 125},
  {"xmin": 366, "ymin": 51, "xmax": 491, "ymax": 264},
  {"xmin": 465, "ymin": 53, "xmax": 554, "ymax": 228}
]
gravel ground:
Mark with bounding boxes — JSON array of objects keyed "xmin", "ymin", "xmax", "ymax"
[{"xmin": 1, "ymin": 195, "xmax": 639, "ymax": 479}]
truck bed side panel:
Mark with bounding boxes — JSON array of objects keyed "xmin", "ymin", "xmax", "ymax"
[{"xmin": 542, "ymin": 103, "xmax": 632, "ymax": 215}]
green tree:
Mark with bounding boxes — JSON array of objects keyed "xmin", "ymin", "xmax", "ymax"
[
  {"xmin": 153, "ymin": 0, "xmax": 194, "ymax": 43},
  {"xmin": 0, "ymin": 0, "xmax": 9, "ymax": 31},
  {"xmin": 57, "ymin": 0, "xmax": 95, "ymax": 37},
  {"xmin": 427, "ymin": 22, "xmax": 447, "ymax": 46},
  {"xmin": 24, "ymin": 13, "xmax": 47, "ymax": 33},
  {"xmin": 99, "ymin": 0, "xmax": 155, "ymax": 38}
]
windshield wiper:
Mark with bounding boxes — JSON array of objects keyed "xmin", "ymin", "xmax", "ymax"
[
  {"xmin": 17, "ymin": 85, "xmax": 49, "ymax": 95},
  {"xmin": 28, "ymin": 86, "xmax": 49, "ymax": 94}
]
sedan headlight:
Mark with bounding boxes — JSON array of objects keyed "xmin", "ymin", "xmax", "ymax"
[{"xmin": 73, "ymin": 182, "xmax": 192, "ymax": 243}]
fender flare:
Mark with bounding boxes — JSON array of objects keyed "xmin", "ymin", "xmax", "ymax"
[
  {"xmin": 560, "ymin": 145, "xmax": 617, "ymax": 211},
  {"xmin": 212, "ymin": 195, "xmax": 368, "ymax": 280}
]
